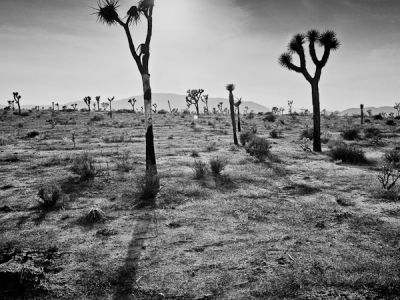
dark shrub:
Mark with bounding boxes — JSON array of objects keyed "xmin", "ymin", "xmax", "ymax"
[
  {"xmin": 329, "ymin": 144, "xmax": 368, "ymax": 164},
  {"xmin": 26, "ymin": 131, "xmax": 40, "ymax": 138},
  {"xmin": 245, "ymin": 137, "xmax": 271, "ymax": 162},
  {"xmin": 341, "ymin": 128, "xmax": 360, "ymax": 140},
  {"xmin": 137, "ymin": 172, "xmax": 160, "ymax": 205},
  {"xmin": 192, "ymin": 160, "xmax": 208, "ymax": 179},
  {"xmin": 209, "ymin": 157, "xmax": 227, "ymax": 176},
  {"xmin": 158, "ymin": 109, "xmax": 168, "ymax": 114},
  {"xmin": 395, "ymin": 116, "xmax": 400, "ymax": 120},
  {"xmin": 239, "ymin": 131, "xmax": 255, "ymax": 146},
  {"xmin": 190, "ymin": 150, "xmax": 200, "ymax": 158},
  {"xmin": 269, "ymin": 129, "xmax": 282, "ymax": 139},
  {"xmin": 300, "ymin": 128, "xmax": 314, "ymax": 140},
  {"xmin": 71, "ymin": 152, "xmax": 96, "ymax": 181},
  {"xmin": 89, "ymin": 115, "xmax": 104, "ymax": 122},
  {"xmin": 37, "ymin": 183, "xmax": 62, "ymax": 210},
  {"xmin": 83, "ymin": 207, "xmax": 106, "ymax": 224},
  {"xmin": 386, "ymin": 119, "xmax": 396, "ymax": 126},
  {"xmin": 364, "ymin": 127, "xmax": 381, "ymax": 139},
  {"xmin": 263, "ymin": 113, "xmax": 276, "ymax": 123},
  {"xmin": 385, "ymin": 149, "xmax": 400, "ymax": 165},
  {"xmin": 246, "ymin": 112, "xmax": 255, "ymax": 119},
  {"xmin": 373, "ymin": 114, "xmax": 383, "ymax": 120},
  {"xmin": 364, "ymin": 119, "xmax": 371, "ymax": 123}
]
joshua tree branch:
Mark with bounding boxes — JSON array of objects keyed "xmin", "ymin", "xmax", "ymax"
[
  {"xmin": 122, "ymin": 24, "xmax": 144, "ymax": 73},
  {"xmin": 309, "ymin": 41, "xmax": 320, "ymax": 66},
  {"xmin": 319, "ymin": 46, "xmax": 331, "ymax": 68}
]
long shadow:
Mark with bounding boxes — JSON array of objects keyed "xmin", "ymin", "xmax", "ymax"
[{"xmin": 113, "ymin": 210, "xmax": 155, "ymax": 299}]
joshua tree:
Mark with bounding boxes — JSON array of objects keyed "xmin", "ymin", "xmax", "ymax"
[
  {"xmin": 52, "ymin": 102, "xmax": 55, "ymax": 111},
  {"xmin": 234, "ymin": 97, "xmax": 242, "ymax": 132},
  {"xmin": 128, "ymin": 98, "xmax": 137, "ymax": 113},
  {"xmin": 62, "ymin": 105, "xmax": 67, "ymax": 111},
  {"xmin": 140, "ymin": 106, "xmax": 144, "ymax": 113},
  {"xmin": 96, "ymin": 96, "xmax": 101, "ymax": 111},
  {"xmin": 244, "ymin": 106, "xmax": 249, "ymax": 115},
  {"xmin": 226, "ymin": 84, "xmax": 238, "ymax": 145},
  {"xmin": 360, "ymin": 104, "xmax": 364, "ymax": 124},
  {"xmin": 55, "ymin": 103, "xmax": 59, "ymax": 112},
  {"xmin": 186, "ymin": 89, "xmax": 207, "ymax": 116},
  {"xmin": 367, "ymin": 109, "xmax": 372, "ymax": 117},
  {"xmin": 13, "ymin": 92, "xmax": 22, "ymax": 115},
  {"xmin": 279, "ymin": 30, "xmax": 340, "ymax": 152},
  {"xmin": 83, "ymin": 96, "xmax": 91, "ymax": 112},
  {"xmin": 272, "ymin": 107, "xmax": 279, "ymax": 115},
  {"xmin": 288, "ymin": 100, "xmax": 294, "ymax": 116},
  {"xmin": 93, "ymin": 102, "xmax": 97, "ymax": 111},
  {"xmin": 108, "ymin": 97, "xmax": 114, "ymax": 118},
  {"xmin": 102, "ymin": 102, "xmax": 109, "ymax": 111},
  {"xmin": 279, "ymin": 107, "xmax": 285, "ymax": 116},
  {"xmin": 7, "ymin": 100, "xmax": 14, "ymax": 111},
  {"xmin": 201, "ymin": 94, "xmax": 209, "ymax": 114},
  {"xmin": 96, "ymin": 0, "xmax": 157, "ymax": 175},
  {"xmin": 167, "ymin": 100, "xmax": 172, "ymax": 113},
  {"xmin": 394, "ymin": 102, "xmax": 400, "ymax": 117},
  {"xmin": 152, "ymin": 103, "xmax": 157, "ymax": 113},
  {"xmin": 218, "ymin": 102, "xmax": 223, "ymax": 114},
  {"xmin": 71, "ymin": 104, "xmax": 78, "ymax": 111}
]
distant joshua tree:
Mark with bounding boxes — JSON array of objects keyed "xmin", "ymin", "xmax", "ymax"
[
  {"xmin": 101, "ymin": 102, "xmax": 109, "ymax": 111},
  {"xmin": 62, "ymin": 105, "xmax": 67, "ymax": 111},
  {"xmin": 108, "ymin": 97, "xmax": 114, "ymax": 118},
  {"xmin": 186, "ymin": 89, "xmax": 207, "ymax": 116},
  {"xmin": 96, "ymin": 96, "xmax": 101, "ymax": 111},
  {"xmin": 367, "ymin": 109, "xmax": 372, "ymax": 117},
  {"xmin": 234, "ymin": 97, "xmax": 242, "ymax": 132},
  {"xmin": 218, "ymin": 102, "xmax": 223, "ymax": 114},
  {"xmin": 128, "ymin": 98, "xmax": 137, "ymax": 113},
  {"xmin": 55, "ymin": 103, "xmax": 59, "ymax": 112},
  {"xmin": 7, "ymin": 100, "xmax": 14, "ymax": 111},
  {"xmin": 244, "ymin": 106, "xmax": 249, "ymax": 115},
  {"xmin": 279, "ymin": 30, "xmax": 340, "ymax": 152},
  {"xmin": 394, "ymin": 102, "xmax": 400, "ymax": 117},
  {"xmin": 93, "ymin": 102, "xmax": 97, "ymax": 111},
  {"xmin": 152, "ymin": 103, "xmax": 157, "ymax": 113},
  {"xmin": 201, "ymin": 94, "xmax": 209, "ymax": 114},
  {"xmin": 272, "ymin": 107, "xmax": 279, "ymax": 115},
  {"xmin": 360, "ymin": 104, "xmax": 364, "ymax": 124},
  {"xmin": 52, "ymin": 102, "xmax": 55, "ymax": 111},
  {"xmin": 83, "ymin": 96, "xmax": 91, "ymax": 112},
  {"xmin": 167, "ymin": 100, "xmax": 173, "ymax": 113},
  {"xmin": 96, "ymin": 0, "xmax": 157, "ymax": 175},
  {"xmin": 13, "ymin": 92, "xmax": 22, "ymax": 115},
  {"xmin": 71, "ymin": 104, "xmax": 78, "ymax": 111},
  {"xmin": 288, "ymin": 100, "xmax": 294, "ymax": 116},
  {"xmin": 226, "ymin": 84, "xmax": 238, "ymax": 145},
  {"xmin": 279, "ymin": 107, "xmax": 285, "ymax": 116}
]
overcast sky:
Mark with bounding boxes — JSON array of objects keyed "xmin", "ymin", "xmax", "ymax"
[{"xmin": 0, "ymin": 0, "xmax": 399, "ymax": 111}]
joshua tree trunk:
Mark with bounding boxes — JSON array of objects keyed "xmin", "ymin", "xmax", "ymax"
[
  {"xmin": 97, "ymin": 100, "xmax": 100, "ymax": 111},
  {"xmin": 311, "ymin": 82, "xmax": 321, "ymax": 152},
  {"xmin": 360, "ymin": 104, "xmax": 364, "ymax": 125},
  {"xmin": 237, "ymin": 107, "xmax": 241, "ymax": 132},
  {"xmin": 168, "ymin": 100, "xmax": 172, "ymax": 113},
  {"xmin": 229, "ymin": 91, "xmax": 238, "ymax": 145},
  {"xmin": 195, "ymin": 105, "xmax": 199, "ymax": 116},
  {"xmin": 109, "ymin": 102, "xmax": 112, "ymax": 118},
  {"xmin": 142, "ymin": 74, "xmax": 157, "ymax": 175}
]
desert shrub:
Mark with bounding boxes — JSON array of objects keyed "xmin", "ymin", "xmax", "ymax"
[
  {"xmin": 246, "ymin": 111, "xmax": 255, "ymax": 119},
  {"xmin": 89, "ymin": 115, "xmax": 104, "ymax": 122},
  {"xmin": 341, "ymin": 128, "xmax": 360, "ymax": 140},
  {"xmin": 375, "ymin": 188, "xmax": 399, "ymax": 202},
  {"xmin": 245, "ymin": 137, "xmax": 271, "ymax": 162},
  {"xmin": 364, "ymin": 119, "xmax": 371, "ymax": 123},
  {"xmin": 321, "ymin": 131, "xmax": 332, "ymax": 144},
  {"xmin": 377, "ymin": 163, "xmax": 400, "ymax": 191},
  {"xmin": 190, "ymin": 150, "xmax": 200, "ymax": 157},
  {"xmin": 167, "ymin": 135, "xmax": 173, "ymax": 140},
  {"xmin": 385, "ymin": 149, "xmax": 400, "ymax": 165},
  {"xmin": 192, "ymin": 160, "xmax": 208, "ymax": 179},
  {"xmin": 373, "ymin": 114, "xmax": 383, "ymax": 120},
  {"xmin": 37, "ymin": 183, "xmax": 62, "ymax": 210},
  {"xmin": 269, "ymin": 129, "xmax": 282, "ymax": 139},
  {"xmin": 14, "ymin": 111, "xmax": 30, "ymax": 117},
  {"xmin": 116, "ymin": 151, "xmax": 132, "ymax": 172},
  {"xmin": 329, "ymin": 144, "xmax": 367, "ymax": 164},
  {"xmin": 263, "ymin": 113, "xmax": 276, "ymax": 123},
  {"xmin": 364, "ymin": 127, "xmax": 381, "ymax": 139},
  {"xmin": 84, "ymin": 207, "xmax": 106, "ymax": 224},
  {"xmin": 158, "ymin": 109, "xmax": 168, "ymax": 114},
  {"xmin": 206, "ymin": 142, "xmax": 217, "ymax": 152},
  {"xmin": 137, "ymin": 172, "xmax": 160, "ymax": 204},
  {"xmin": 300, "ymin": 128, "xmax": 314, "ymax": 140},
  {"xmin": 103, "ymin": 135, "xmax": 125, "ymax": 143},
  {"xmin": 386, "ymin": 119, "xmax": 396, "ymax": 126},
  {"xmin": 17, "ymin": 122, "xmax": 24, "ymax": 128},
  {"xmin": 239, "ymin": 131, "xmax": 255, "ymax": 146},
  {"xmin": 182, "ymin": 110, "xmax": 190, "ymax": 115},
  {"xmin": 71, "ymin": 152, "xmax": 97, "ymax": 181},
  {"xmin": 26, "ymin": 131, "xmax": 39, "ymax": 138},
  {"xmin": 209, "ymin": 157, "xmax": 227, "ymax": 176}
]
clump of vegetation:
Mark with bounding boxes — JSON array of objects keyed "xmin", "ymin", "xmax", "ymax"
[
  {"xmin": 373, "ymin": 114, "xmax": 383, "ymax": 120},
  {"xmin": 385, "ymin": 149, "xmax": 400, "ymax": 166},
  {"xmin": 157, "ymin": 109, "xmax": 168, "ymax": 114},
  {"xmin": 245, "ymin": 136, "xmax": 271, "ymax": 162},
  {"xmin": 269, "ymin": 129, "xmax": 282, "ymax": 139},
  {"xmin": 84, "ymin": 207, "xmax": 106, "ymax": 224},
  {"xmin": 116, "ymin": 151, "xmax": 132, "ymax": 172},
  {"xmin": 239, "ymin": 131, "xmax": 256, "ymax": 146},
  {"xmin": 89, "ymin": 115, "xmax": 104, "ymax": 123},
  {"xmin": 192, "ymin": 160, "xmax": 208, "ymax": 180},
  {"xmin": 71, "ymin": 152, "xmax": 97, "ymax": 181},
  {"xmin": 300, "ymin": 128, "xmax": 314, "ymax": 140},
  {"xmin": 190, "ymin": 150, "xmax": 200, "ymax": 158},
  {"xmin": 209, "ymin": 157, "xmax": 227, "ymax": 176},
  {"xmin": 386, "ymin": 119, "xmax": 396, "ymax": 126},
  {"xmin": 364, "ymin": 127, "xmax": 381, "ymax": 139},
  {"xmin": 341, "ymin": 128, "xmax": 360, "ymax": 140},
  {"xmin": 329, "ymin": 143, "xmax": 368, "ymax": 164},
  {"xmin": 26, "ymin": 131, "xmax": 39, "ymax": 138},
  {"xmin": 103, "ymin": 135, "xmax": 125, "ymax": 143},
  {"xmin": 36, "ymin": 183, "xmax": 62, "ymax": 210},
  {"xmin": 377, "ymin": 163, "xmax": 400, "ymax": 191},
  {"xmin": 136, "ymin": 172, "xmax": 160, "ymax": 206},
  {"xmin": 206, "ymin": 142, "xmax": 218, "ymax": 152},
  {"xmin": 263, "ymin": 113, "xmax": 276, "ymax": 123}
]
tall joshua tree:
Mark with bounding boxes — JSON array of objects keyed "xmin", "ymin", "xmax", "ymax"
[
  {"xmin": 279, "ymin": 30, "xmax": 340, "ymax": 152},
  {"xmin": 234, "ymin": 97, "xmax": 242, "ymax": 132},
  {"xmin": 128, "ymin": 98, "xmax": 137, "ymax": 113},
  {"xmin": 13, "ymin": 92, "xmax": 22, "ymax": 115},
  {"xmin": 83, "ymin": 96, "xmax": 91, "ymax": 112},
  {"xmin": 226, "ymin": 84, "xmax": 238, "ymax": 145},
  {"xmin": 96, "ymin": 96, "xmax": 101, "ymax": 111},
  {"xmin": 108, "ymin": 97, "xmax": 114, "ymax": 118},
  {"xmin": 96, "ymin": 0, "xmax": 157, "ymax": 175},
  {"xmin": 186, "ymin": 89, "xmax": 206, "ymax": 116}
]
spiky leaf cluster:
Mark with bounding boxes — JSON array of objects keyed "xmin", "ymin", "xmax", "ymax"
[{"xmin": 226, "ymin": 84, "xmax": 235, "ymax": 92}]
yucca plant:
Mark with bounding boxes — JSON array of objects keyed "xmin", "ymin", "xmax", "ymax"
[
  {"xmin": 108, "ymin": 96, "xmax": 114, "ymax": 118},
  {"xmin": 128, "ymin": 98, "xmax": 136, "ymax": 113},
  {"xmin": 234, "ymin": 97, "xmax": 242, "ymax": 132},
  {"xmin": 13, "ymin": 92, "xmax": 22, "ymax": 115},
  {"xmin": 96, "ymin": 0, "xmax": 157, "ymax": 176},
  {"xmin": 96, "ymin": 96, "xmax": 101, "ymax": 111},
  {"xmin": 226, "ymin": 84, "xmax": 238, "ymax": 145},
  {"xmin": 279, "ymin": 30, "xmax": 340, "ymax": 152}
]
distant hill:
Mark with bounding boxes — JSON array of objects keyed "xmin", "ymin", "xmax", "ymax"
[
  {"xmin": 340, "ymin": 106, "xmax": 397, "ymax": 116},
  {"xmin": 64, "ymin": 93, "xmax": 269, "ymax": 113}
]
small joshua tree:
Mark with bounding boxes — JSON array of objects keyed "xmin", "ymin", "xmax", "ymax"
[
  {"xmin": 71, "ymin": 103, "xmax": 78, "ymax": 111},
  {"xmin": 394, "ymin": 102, "xmax": 400, "ymax": 117},
  {"xmin": 279, "ymin": 30, "xmax": 340, "ymax": 152},
  {"xmin": 83, "ymin": 96, "xmax": 91, "ymax": 112},
  {"xmin": 13, "ymin": 92, "xmax": 22, "ymax": 115},
  {"xmin": 234, "ymin": 97, "xmax": 242, "ymax": 132},
  {"xmin": 55, "ymin": 103, "xmax": 59, "ymax": 112},
  {"xmin": 62, "ymin": 105, "xmax": 67, "ymax": 111},
  {"xmin": 102, "ymin": 102, "xmax": 109, "ymax": 111},
  {"xmin": 202, "ymin": 94, "xmax": 209, "ymax": 114},
  {"xmin": 108, "ymin": 97, "xmax": 114, "ymax": 118},
  {"xmin": 128, "ymin": 98, "xmax": 137, "ymax": 113},
  {"xmin": 7, "ymin": 100, "xmax": 14, "ymax": 111},
  {"xmin": 96, "ymin": 96, "xmax": 101, "ymax": 111},
  {"xmin": 288, "ymin": 100, "xmax": 294, "ymax": 116},
  {"xmin": 226, "ymin": 84, "xmax": 238, "ymax": 145},
  {"xmin": 218, "ymin": 102, "xmax": 223, "ymax": 114},
  {"xmin": 93, "ymin": 102, "xmax": 97, "ymax": 111},
  {"xmin": 272, "ymin": 107, "xmax": 279, "ymax": 115},
  {"xmin": 367, "ymin": 109, "xmax": 372, "ymax": 117},
  {"xmin": 152, "ymin": 103, "xmax": 157, "ymax": 113},
  {"xmin": 244, "ymin": 106, "xmax": 249, "ymax": 115},
  {"xmin": 167, "ymin": 100, "xmax": 172, "ymax": 113},
  {"xmin": 186, "ymin": 89, "xmax": 207, "ymax": 116},
  {"xmin": 360, "ymin": 104, "xmax": 364, "ymax": 124}
]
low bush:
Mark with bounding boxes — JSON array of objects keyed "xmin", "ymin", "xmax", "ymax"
[
  {"xmin": 205, "ymin": 142, "xmax": 217, "ymax": 152},
  {"xmin": 71, "ymin": 152, "xmax": 97, "ymax": 181},
  {"xmin": 116, "ymin": 151, "xmax": 132, "ymax": 172},
  {"xmin": 26, "ymin": 131, "xmax": 40, "ymax": 138},
  {"xmin": 103, "ymin": 135, "xmax": 125, "ymax": 143},
  {"xmin": 245, "ymin": 136, "xmax": 271, "ymax": 162},
  {"xmin": 239, "ymin": 131, "xmax": 255, "ymax": 146},
  {"xmin": 84, "ymin": 207, "xmax": 106, "ymax": 224},
  {"xmin": 364, "ymin": 127, "xmax": 381, "ymax": 139},
  {"xmin": 192, "ymin": 160, "xmax": 208, "ymax": 179},
  {"xmin": 269, "ymin": 129, "xmax": 282, "ymax": 139},
  {"xmin": 386, "ymin": 119, "xmax": 396, "ymax": 126},
  {"xmin": 89, "ymin": 115, "xmax": 104, "ymax": 122},
  {"xmin": 263, "ymin": 113, "xmax": 276, "ymax": 123},
  {"xmin": 300, "ymin": 128, "xmax": 314, "ymax": 140},
  {"xmin": 373, "ymin": 114, "xmax": 383, "ymax": 120},
  {"xmin": 385, "ymin": 149, "xmax": 400, "ymax": 165},
  {"xmin": 136, "ymin": 172, "xmax": 160, "ymax": 205},
  {"xmin": 158, "ymin": 109, "xmax": 168, "ymax": 114},
  {"xmin": 37, "ymin": 183, "xmax": 62, "ymax": 210},
  {"xmin": 190, "ymin": 150, "xmax": 200, "ymax": 158},
  {"xmin": 329, "ymin": 144, "xmax": 368, "ymax": 164},
  {"xmin": 341, "ymin": 128, "xmax": 360, "ymax": 140},
  {"xmin": 209, "ymin": 157, "xmax": 227, "ymax": 176}
]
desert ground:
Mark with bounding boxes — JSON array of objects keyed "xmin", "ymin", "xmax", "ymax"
[{"xmin": 0, "ymin": 109, "xmax": 399, "ymax": 299}]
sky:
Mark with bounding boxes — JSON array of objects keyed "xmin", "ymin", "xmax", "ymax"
[{"xmin": 0, "ymin": 0, "xmax": 399, "ymax": 111}]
